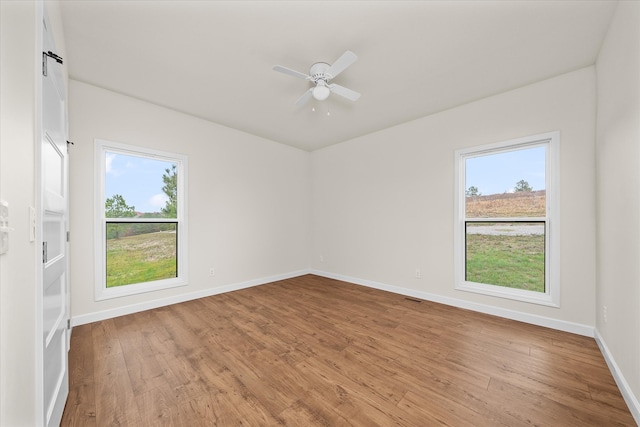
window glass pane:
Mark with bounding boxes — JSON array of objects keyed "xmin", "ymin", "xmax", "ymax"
[
  {"xmin": 104, "ymin": 151, "xmax": 178, "ymax": 218},
  {"xmin": 465, "ymin": 146, "xmax": 546, "ymax": 218},
  {"xmin": 465, "ymin": 221, "xmax": 545, "ymax": 292},
  {"xmin": 106, "ymin": 222, "xmax": 177, "ymax": 288}
]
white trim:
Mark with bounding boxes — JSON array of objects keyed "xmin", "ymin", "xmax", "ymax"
[
  {"xmin": 594, "ymin": 329, "xmax": 640, "ymax": 425},
  {"xmin": 71, "ymin": 269, "xmax": 311, "ymax": 326},
  {"xmin": 35, "ymin": 2, "xmax": 45, "ymax": 425},
  {"xmin": 454, "ymin": 131, "xmax": 561, "ymax": 307},
  {"xmin": 94, "ymin": 139, "xmax": 188, "ymax": 301},
  {"xmin": 311, "ymin": 269, "xmax": 594, "ymax": 337}
]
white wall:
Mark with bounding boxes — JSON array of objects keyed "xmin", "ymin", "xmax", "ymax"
[
  {"xmin": 68, "ymin": 80, "xmax": 311, "ymax": 322},
  {"xmin": 0, "ymin": 2, "xmax": 38, "ymax": 424},
  {"xmin": 595, "ymin": 0, "xmax": 640, "ymax": 419},
  {"xmin": 312, "ymin": 67, "xmax": 597, "ymax": 332}
]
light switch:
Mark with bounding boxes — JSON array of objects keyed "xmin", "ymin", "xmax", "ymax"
[
  {"xmin": 0, "ymin": 201, "xmax": 9, "ymax": 254},
  {"xmin": 29, "ymin": 206, "xmax": 36, "ymax": 242},
  {"xmin": 0, "ymin": 200, "xmax": 7, "ymax": 222}
]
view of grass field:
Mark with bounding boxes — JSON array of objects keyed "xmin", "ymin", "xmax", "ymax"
[
  {"xmin": 106, "ymin": 230, "xmax": 177, "ymax": 287},
  {"xmin": 465, "ymin": 191, "xmax": 546, "ymax": 292},
  {"xmin": 466, "ymin": 231, "xmax": 545, "ymax": 292}
]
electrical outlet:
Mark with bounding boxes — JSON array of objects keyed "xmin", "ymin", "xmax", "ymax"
[
  {"xmin": 320, "ymin": 255, "xmax": 324, "ymax": 262},
  {"xmin": 415, "ymin": 268, "xmax": 421, "ymax": 279},
  {"xmin": 209, "ymin": 268, "xmax": 215, "ymax": 277},
  {"xmin": 603, "ymin": 305, "xmax": 607, "ymax": 323}
]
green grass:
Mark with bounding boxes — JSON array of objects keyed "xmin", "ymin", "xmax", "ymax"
[
  {"xmin": 106, "ymin": 231, "xmax": 177, "ymax": 287},
  {"xmin": 466, "ymin": 233, "xmax": 545, "ymax": 292}
]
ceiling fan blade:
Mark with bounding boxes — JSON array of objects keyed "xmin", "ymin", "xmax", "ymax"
[
  {"xmin": 326, "ymin": 50, "xmax": 358, "ymax": 79},
  {"xmin": 273, "ymin": 65, "xmax": 310, "ymax": 80},
  {"xmin": 295, "ymin": 88, "xmax": 314, "ymax": 106},
  {"xmin": 328, "ymin": 83, "xmax": 361, "ymax": 101}
]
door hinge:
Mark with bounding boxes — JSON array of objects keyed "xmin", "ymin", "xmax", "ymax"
[
  {"xmin": 67, "ymin": 231, "xmax": 70, "ymax": 242},
  {"xmin": 67, "ymin": 318, "xmax": 71, "ymax": 330},
  {"xmin": 42, "ymin": 241, "xmax": 48, "ymax": 263},
  {"xmin": 42, "ymin": 50, "xmax": 63, "ymax": 77}
]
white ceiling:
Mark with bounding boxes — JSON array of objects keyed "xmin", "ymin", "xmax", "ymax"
[{"xmin": 59, "ymin": 0, "xmax": 617, "ymax": 151}]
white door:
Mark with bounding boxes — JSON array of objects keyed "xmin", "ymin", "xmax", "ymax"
[{"xmin": 41, "ymin": 13, "xmax": 69, "ymax": 427}]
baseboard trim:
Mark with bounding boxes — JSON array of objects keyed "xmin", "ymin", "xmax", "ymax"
[
  {"xmin": 71, "ymin": 269, "xmax": 312, "ymax": 326},
  {"xmin": 310, "ymin": 269, "xmax": 594, "ymax": 337},
  {"xmin": 75, "ymin": 268, "xmax": 595, "ymax": 336},
  {"xmin": 595, "ymin": 329, "xmax": 640, "ymax": 425}
]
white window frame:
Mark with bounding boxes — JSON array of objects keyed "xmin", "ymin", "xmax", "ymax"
[
  {"xmin": 94, "ymin": 139, "xmax": 188, "ymax": 300},
  {"xmin": 454, "ymin": 131, "xmax": 560, "ymax": 307}
]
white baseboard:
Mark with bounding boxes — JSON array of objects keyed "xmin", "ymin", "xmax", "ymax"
[
  {"xmin": 595, "ymin": 329, "xmax": 640, "ymax": 425},
  {"xmin": 71, "ymin": 269, "xmax": 311, "ymax": 326},
  {"xmin": 75, "ymin": 268, "xmax": 594, "ymax": 336},
  {"xmin": 310, "ymin": 269, "xmax": 594, "ymax": 337}
]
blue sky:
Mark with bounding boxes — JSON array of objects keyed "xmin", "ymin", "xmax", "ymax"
[
  {"xmin": 105, "ymin": 152, "xmax": 176, "ymax": 213},
  {"xmin": 104, "ymin": 145, "xmax": 543, "ymax": 211},
  {"xmin": 465, "ymin": 145, "xmax": 546, "ymax": 195}
]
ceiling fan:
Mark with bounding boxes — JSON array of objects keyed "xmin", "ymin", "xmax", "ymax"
[{"xmin": 273, "ymin": 50, "xmax": 361, "ymax": 107}]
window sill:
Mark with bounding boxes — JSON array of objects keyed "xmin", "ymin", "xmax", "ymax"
[
  {"xmin": 95, "ymin": 277, "xmax": 188, "ymax": 301},
  {"xmin": 456, "ymin": 280, "xmax": 559, "ymax": 307}
]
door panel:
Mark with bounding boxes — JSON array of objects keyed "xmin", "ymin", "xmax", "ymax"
[
  {"xmin": 43, "ymin": 135, "xmax": 64, "ymax": 206},
  {"xmin": 43, "ymin": 326, "xmax": 66, "ymax": 422},
  {"xmin": 43, "ymin": 212, "xmax": 65, "ymax": 343}
]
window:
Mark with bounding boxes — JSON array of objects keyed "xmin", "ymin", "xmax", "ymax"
[
  {"xmin": 95, "ymin": 139, "xmax": 188, "ymax": 300},
  {"xmin": 454, "ymin": 132, "xmax": 559, "ymax": 306}
]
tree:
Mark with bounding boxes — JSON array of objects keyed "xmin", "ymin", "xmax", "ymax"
[
  {"xmin": 514, "ymin": 180, "xmax": 533, "ymax": 192},
  {"xmin": 161, "ymin": 164, "xmax": 177, "ymax": 218},
  {"xmin": 105, "ymin": 194, "xmax": 136, "ymax": 239},
  {"xmin": 105, "ymin": 194, "xmax": 136, "ymax": 218},
  {"xmin": 466, "ymin": 186, "xmax": 480, "ymax": 197}
]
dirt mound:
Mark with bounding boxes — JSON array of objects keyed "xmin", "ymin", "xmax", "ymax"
[{"xmin": 466, "ymin": 190, "xmax": 545, "ymax": 217}]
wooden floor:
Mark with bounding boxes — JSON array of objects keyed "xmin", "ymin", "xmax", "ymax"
[{"xmin": 61, "ymin": 275, "xmax": 635, "ymax": 426}]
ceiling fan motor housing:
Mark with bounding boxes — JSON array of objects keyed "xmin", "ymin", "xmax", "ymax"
[{"xmin": 309, "ymin": 62, "xmax": 332, "ymax": 83}]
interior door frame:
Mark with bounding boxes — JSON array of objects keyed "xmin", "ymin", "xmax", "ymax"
[
  {"xmin": 35, "ymin": 2, "xmax": 71, "ymax": 425},
  {"xmin": 35, "ymin": 3, "xmax": 46, "ymax": 423}
]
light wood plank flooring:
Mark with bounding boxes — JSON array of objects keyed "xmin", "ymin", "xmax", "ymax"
[{"xmin": 61, "ymin": 275, "xmax": 635, "ymax": 426}]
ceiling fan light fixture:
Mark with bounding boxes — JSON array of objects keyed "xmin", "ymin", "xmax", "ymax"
[{"xmin": 312, "ymin": 84, "xmax": 331, "ymax": 101}]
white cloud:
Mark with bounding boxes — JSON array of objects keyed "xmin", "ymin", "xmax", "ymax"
[
  {"xmin": 105, "ymin": 153, "xmax": 116, "ymax": 174},
  {"xmin": 105, "ymin": 153, "xmax": 125, "ymax": 176},
  {"xmin": 149, "ymin": 193, "xmax": 168, "ymax": 209}
]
